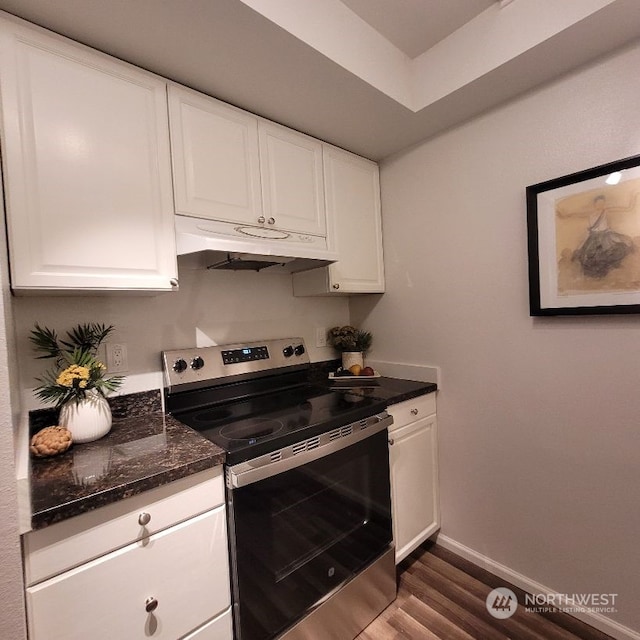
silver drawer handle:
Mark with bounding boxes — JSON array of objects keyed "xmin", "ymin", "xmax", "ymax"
[
  {"xmin": 138, "ymin": 512, "xmax": 151, "ymax": 526},
  {"xmin": 410, "ymin": 408, "xmax": 419, "ymax": 415},
  {"xmin": 332, "ymin": 283, "xmax": 340, "ymax": 290},
  {"xmin": 145, "ymin": 597, "xmax": 158, "ymax": 613},
  {"xmin": 388, "ymin": 437, "xmax": 394, "ymax": 445},
  {"xmin": 169, "ymin": 278, "xmax": 179, "ymax": 288},
  {"xmin": 257, "ymin": 216, "xmax": 265, "ymax": 224},
  {"xmin": 268, "ymin": 217, "xmax": 276, "ymax": 225}
]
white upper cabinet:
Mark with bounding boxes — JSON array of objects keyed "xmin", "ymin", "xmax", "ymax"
[
  {"xmin": 293, "ymin": 146, "xmax": 385, "ymax": 295},
  {"xmin": 168, "ymin": 90, "xmax": 327, "ymax": 238},
  {"xmin": 0, "ymin": 18, "xmax": 178, "ymax": 292},
  {"xmin": 168, "ymin": 85, "xmax": 263, "ymax": 226},
  {"xmin": 258, "ymin": 121, "xmax": 326, "ymax": 236}
]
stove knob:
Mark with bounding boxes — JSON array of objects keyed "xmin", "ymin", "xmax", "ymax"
[
  {"xmin": 282, "ymin": 345, "xmax": 294, "ymax": 358},
  {"xmin": 172, "ymin": 358, "xmax": 187, "ymax": 373},
  {"xmin": 294, "ymin": 344, "xmax": 305, "ymax": 356},
  {"xmin": 191, "ymin": 356, "xmax": 205, "ymax": 370}
]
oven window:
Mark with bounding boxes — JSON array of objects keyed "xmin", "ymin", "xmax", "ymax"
[{"xmin": 228, "ymin": 429, "xmax": 392, "ymax": 640}]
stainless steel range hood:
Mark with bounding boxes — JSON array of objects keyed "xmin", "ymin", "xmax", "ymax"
[{"xmin": 175, "ymin": 215, "xmax": 337, "ymax": 273}]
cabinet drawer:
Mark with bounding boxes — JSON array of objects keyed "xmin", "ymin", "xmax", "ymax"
[
  {"xmin": 26, "ymin": 506, "xmax": 230, "ymax": 640},
  {"xmin": 387, "ymin": 393, "xmax": 436, "ymax": 432},
  {"xmin": 182, "ymin": 608, "xmax": 232, "ymax": 640},
  {"xmin": 24, "ymin": 467, "xmax": 223, "ymax": 585}
]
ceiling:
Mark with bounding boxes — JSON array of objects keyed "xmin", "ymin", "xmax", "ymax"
[
  {"xmin": 341, "ymin": 0, "xmax": 496, "ymax": 58},
  {"xmin": 0, "ymin": 0, "xmax": 639, "ymax": 161}
]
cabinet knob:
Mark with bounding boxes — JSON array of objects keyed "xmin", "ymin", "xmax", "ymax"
[
  {"xmin": 169, "ymin": 278, "xmax": 179, "ymax": 288},
  {"xmin": 410, "ymin": 408, "xmax": 419, "ymax": 415},
  {"xmin": 138, "ymin": 512, "xmax": 151, "ymax": 526},
  {"xmin": 332, "ymin": 283, "xmax": 340, "ymax": 290},
  {"xmin": 145, "ymin": 597, "xmax": 158, "ymax": 613},
  {"xmin": 257, "ymin": 216, "xmax": 265, "ymax": 224},
  {"xmin": 388, "ymin": 437, "xmax": 394, "ymax": 446},
  {"xmin": 268, "ymin": 217, "xmax": 276, "ymax": 225}
]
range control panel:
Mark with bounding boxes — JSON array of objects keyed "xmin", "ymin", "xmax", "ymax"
[
  {"xmin": 163, "ymin": 337, "xmax": 309, "ymax": 392},
  {"xmin": 222, "ymin": 345, "xmax": 269, "ymax": 365}
]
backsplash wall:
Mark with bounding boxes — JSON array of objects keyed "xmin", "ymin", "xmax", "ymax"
[{"xmin": 14, "ymin": 259, "xmax": 348, "ymax": 410}]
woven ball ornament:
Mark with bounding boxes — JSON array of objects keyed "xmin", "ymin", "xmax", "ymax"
[{"xmin": 30, "ymin": 426, "xmax": 73, "ymax": 458}]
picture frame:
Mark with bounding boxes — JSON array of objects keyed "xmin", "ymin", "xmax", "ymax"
[{"xmin": 526, "ymin": 154, "xmax": 640, "ymax": 316}]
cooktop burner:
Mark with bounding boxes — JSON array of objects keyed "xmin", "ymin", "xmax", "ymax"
[
  {"xmin": 219, "ymin": 418, "xmax": 284, "ymax": 442},
  {"xmin": 189, "ymin": 408, "xmax": 234, "ymax": 423}
]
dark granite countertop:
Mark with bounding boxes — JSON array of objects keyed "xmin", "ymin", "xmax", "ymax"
[
  {"xmin": 311, "ymin": 360, "xmax": 437, "ymax": 405},
  {"xmin": 29, "ymin": 392, "xmax": 224, "ymax": 531},
  {"xmin": 324, "ymin": 374, "xmax": 437, "ymax": 405},
  {"xmin": 28, "ymin": 370, "xmax": 435, "ymax": 531},
  {"xmin": 347, "ymin": 376, "xmax": 437, "ymax": 404}
]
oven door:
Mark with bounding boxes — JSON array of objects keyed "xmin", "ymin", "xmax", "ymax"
[{"xmin": 226, "ymin": 417, "xmax": 393, "ymax": 640}]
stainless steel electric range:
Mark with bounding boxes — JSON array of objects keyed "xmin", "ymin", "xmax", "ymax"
[{"xmin": 163, "ymin": 337, "xmax": 396, "ymax": 640}]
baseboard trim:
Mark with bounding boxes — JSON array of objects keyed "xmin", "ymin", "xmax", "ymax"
[{"xmin": 435, "ymin": 534, "xmax": 640, "ymax": 640}]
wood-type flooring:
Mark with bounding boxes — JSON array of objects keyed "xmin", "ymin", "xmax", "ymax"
[{"xmin": 357, "ymin": 543, "xmax": 614, "ymax": 640}]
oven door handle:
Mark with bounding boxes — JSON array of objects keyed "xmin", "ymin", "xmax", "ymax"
[{"xmin": 227, "ymin": 412, "xmax": 393, "ymax": 489}]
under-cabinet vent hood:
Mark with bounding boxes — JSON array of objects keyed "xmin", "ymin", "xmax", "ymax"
[
  {"xmin": 207, "ymin": 253, "xmax": 294, "ymax": 271},
  {"xmin": 175, "ymin": 215, "xmax": 337, "ymax": 273}
]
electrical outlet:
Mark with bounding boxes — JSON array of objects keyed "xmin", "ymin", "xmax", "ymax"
[
  {"xmin": 315, "ymin": 327, "xmax": 327, "ymax": 348},
  {"xmin": 106, "ymin": 343, "xmax": 128, "ymax": 373}
]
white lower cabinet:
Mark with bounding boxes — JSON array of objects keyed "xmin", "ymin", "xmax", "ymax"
[
  {"xmin": 387, "ymin": 394, "xmax": 439, "ymax": 564},
  {"xmin": 182, "ymin": 609, "xmax": 233, "ymax": 640},
  {"xmin": 23, "ymin": 468, "xmax": 232, "ymax": 640}
]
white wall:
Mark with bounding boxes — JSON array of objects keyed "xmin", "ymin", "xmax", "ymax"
[
  {"xmin": 14, "ymin": 259, "xmax": 348, "ymax": 406},
  {"xmin": 0, "ymin": 305, "xmax": 26, "ymax": 639},
  {"xmin": 352, "ymin": 42, "xmax": 640, "ymax": 634},
  {"xmin": 0, "ymin": 185, "xmax": 26, "ymax": 637}
]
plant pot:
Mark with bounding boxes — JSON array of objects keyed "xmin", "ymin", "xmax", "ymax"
[
  {"xmin": 341, "ymin": 351, "xmax": 364, "ymax": 371},
  {"xmin": 59, "ymin": 390, "xmax": 112, "ymax": 444}
]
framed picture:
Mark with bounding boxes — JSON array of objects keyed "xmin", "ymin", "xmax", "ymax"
[{"xmin": 527, "ymin": 154, "xmax": 640, "ymax": 316}]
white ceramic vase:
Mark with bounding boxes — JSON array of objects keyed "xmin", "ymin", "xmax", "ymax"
[
  {"xmin": 59, "ymin": 390, "xmax": 112, "ymax": 443},
  {"xmin": 342, "ymin": 351, "xmax": 364, "ymax": 371}
]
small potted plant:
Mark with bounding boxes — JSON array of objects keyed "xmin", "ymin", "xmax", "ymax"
[
  {"xmin": 327, "ymin": 325, "xmax": 373, "ymax": 371},
  {"xmin": 30, "ymin": 323, "xmax": 124, "ymax": 443}
]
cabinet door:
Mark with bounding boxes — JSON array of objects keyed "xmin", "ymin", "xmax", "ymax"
[
  {"xmin": 389, "ymin": 416, "xmax": 440, "ymax": 564},
  {"xmin": 291, "ymin": 147, "xmax": 385, "ymax": 296},
  {"xmin": 258, "ymin": 121, "xmax": 326, "ymax": 236},
  {"xmin": 182, "ymin": 609, "xmax": 232, "ymax": 640},
  {"xmin": 26, "ymin": 507, "xmax": 230, "ymax": 640},
  {"xmin": 324, "ymin": 147, "xmax": 385, "ymax": 293},
  {"xmin": 168, "ymin": 85, "xmax": 263, "ymax": 225},
  {"xmin": 0, "ymin": 21, "xmax": 177, "ymax": 292}
]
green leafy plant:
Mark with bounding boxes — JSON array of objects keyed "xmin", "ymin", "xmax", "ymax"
[
  {"xmin": 327, "ymin": 326, "xmax": 373, "ymax": 354},
  {"xmin": 30, "ymin": 323, "xmax": 124, "ymax": 407}
]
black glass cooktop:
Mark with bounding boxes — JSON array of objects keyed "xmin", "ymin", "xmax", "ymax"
[{"xmin": 172, "ymin": 384, "xmax": 388, "ymax": 465}]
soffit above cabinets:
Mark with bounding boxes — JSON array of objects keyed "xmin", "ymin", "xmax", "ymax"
[
  {"xmin": 340, "ymin": 0, "xmax": 496, "ymax": 59},
  {"xmin": 0, "ymin": 0, "xmax": 638, "ymax": 160}
]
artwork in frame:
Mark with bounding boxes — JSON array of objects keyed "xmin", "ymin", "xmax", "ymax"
[{"xmin": 526, "ymin": 154, "xmax": 640, "ymax": 316}]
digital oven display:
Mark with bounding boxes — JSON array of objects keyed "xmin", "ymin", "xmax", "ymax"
[{"xmin": 221, "ymin": 345, "xmax": 269, "ymax": 365}]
